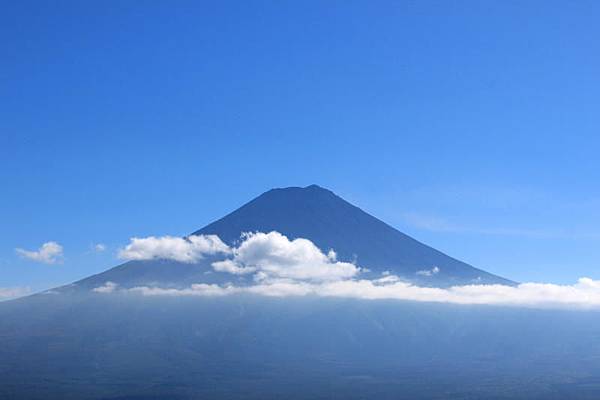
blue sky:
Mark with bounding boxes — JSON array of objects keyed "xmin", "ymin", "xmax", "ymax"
[{"xmin": 1, "ymin": 1, "xmax": 600, "ymax": 293}]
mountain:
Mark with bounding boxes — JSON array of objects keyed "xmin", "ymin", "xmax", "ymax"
[
  {"xmin": 4, "ymin": 185, "xmax": 599, "ymax": 400},
  {"xmin": 71, "ymin": 184, "xmax": 511, "ymax": 292},
  {"xmin": 196, "ymin": 185, "xmax": 511, "ymax": 286}
]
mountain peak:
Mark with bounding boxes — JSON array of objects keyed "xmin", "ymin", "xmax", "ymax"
[
  {"xmin": 247, "ymin": 184, "xmax": 341, "ymax": 211},
  {"xmin": 304, "ymin": 184, "xmax": 328, "ymax": 191},
  {"xmin": 266, "ymin": 184, "xmax": 334, "ymax": 196}
]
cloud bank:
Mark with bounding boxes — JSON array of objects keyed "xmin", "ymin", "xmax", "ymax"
[
  {"xmin": 16, "ymin": 242, "xmax": 63, "ymax": 264},
  {"xmin": 94, "ymin": 231, "xmax": 600, "ymax": 310},
  {"xmin": 122, "ymin": 277, "xmax": 600, "ymax": 310},
  {"xmin": 119, "ymin": 235, "xmax": 230, "ymax": 263}
]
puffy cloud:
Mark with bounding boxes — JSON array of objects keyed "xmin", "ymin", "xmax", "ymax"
[
  {"xmin": 118, "ymin": 235, "xmax": 230, "ymax": 263},
  {"xmin": 93, "ymin": 243, "xmax": 106, "ymax": 252},
  {"xmin": 0, "ymin": 287, "xmax": 31, "ymax": 301},
  {"xmin": 212, "ymin": 232, "xmax": 360, "ymax": 282},
  {"xmin": 93, "ymin": 281, "xmax": 118, "ymax": 293},
  {"xmin": 416, "ymin": 266, "xmax": 440, "ymax": 276},
  {"xmin": 15, "ymin": 242, "xmax": 63, "ymax": 264}
]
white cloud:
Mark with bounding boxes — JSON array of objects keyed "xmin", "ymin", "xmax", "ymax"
[
  {"xmin": 416, "ymin": 266, "xmax": 440, "ymax": 276},
  {"xmin": 129, "ymin": 283, "xmax": 238, "ymax": 297},
  {"xmin": 0, "ymin": 287, "xmax": 31, "ymax": 301},
  {"xmin": 373, "ymin": 275, "xmax": 401, "ymax": 284},
  {"xmin": 93, "ymin": 281, "xmax": 118, "ymax": 293},
  {"xmin": 124, "ymin": 277, "xmax": 600, "ymax": 310},
  {"xmin": 211, "ymin": 232, "xmax": 360, "ymax": 282},
  {"xmin": 212, "ymin": 259, "xmax": 256, "ymax": 275},
  {"xmin": 15, "ymin": 241, "xmax": 63, "ymax": 264},
  {"xmin": 130, "ymin": 280, "xmax": 315, "ymax": 298},
  {"xmin": 118, "ymin": 234, "xmax": 230, "ymax": 263},
  {"xmin": 93, "ymin": 243, "xmax": 106, "ymax": 252}
]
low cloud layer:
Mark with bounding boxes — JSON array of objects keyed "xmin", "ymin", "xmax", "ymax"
[
  {"xmin": 0, "ymin": 287, "xmax": 31, "ymax": 301},
  {"xmin": 119, "ymin": 235, "xmax": 230, "ymax": 263},
  {"xmin": 93, "ymin": 231, "xmax": 600, "ymax": 310},
  {"xmin": 93, "ymin": 281, "xmax": 118, "ymax": 293},
  {"xmin": 122, "ymin": 277, "xmax": 600, "ymax": 310},
  {"xmin": 16, "ymin": 242, "xmax": 63, "ymax": 264}
]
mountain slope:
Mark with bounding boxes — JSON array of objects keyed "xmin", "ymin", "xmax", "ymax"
[
  {"xmin": 194, "ymin": 185, "xmax": 512, "ymax": 286},
  {"xmin": 71, "ymin": 184, "xmax": 512, "ymax": 291}
]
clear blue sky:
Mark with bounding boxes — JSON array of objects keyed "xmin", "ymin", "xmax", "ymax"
[{"xmin": 2, "ymin": 1, "xmax": 599, "ymax": 292}]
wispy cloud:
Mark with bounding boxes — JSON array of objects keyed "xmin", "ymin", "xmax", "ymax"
[
  {"xmin": 416, "ymin": 266, "xmax": 440, "ymax": 276},
  {"xmin": 402, "ymin": 212, "xmax": 562, "ymax": 239},
  {"xmin": 406, "ymin": 184, "xmax": 549, "ymax": 209},
  {"xmin": 0, "ymin": 287, "xmax": 31, "ymax": 301},
  {"xmin": 15, "ymin": 242, "xmax": 63, "ymax": 264},
  {"xmin": 93, "ymin": 243, "xmax": 106, "ymax": 252},
  {"xmin": 93, "ymin": 281, "xmax": 118, "ymax": 293}
]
